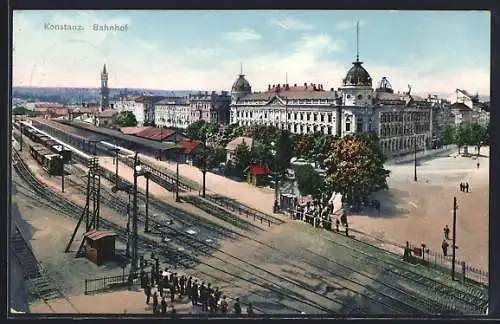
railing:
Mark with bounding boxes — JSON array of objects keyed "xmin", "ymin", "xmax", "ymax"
[
  {"xmin": 204, "ymin": 194, "xmax": 284, "ymax": 226},
  {"xmin": 408, "ymin": 242, "xmax": 488, "ymax": 286},
  {"xmin": 84, "ymin": 274, "xmax": 131, "ymax": 295}
]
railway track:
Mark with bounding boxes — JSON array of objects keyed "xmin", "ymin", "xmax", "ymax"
[
  {"xmin": 306, "ymin": 228, "xmax": 487, "ymax": 314},
  {"xmin": 69, "ymin": 162, "xmax": 477, "ymax": 315},
  {"xmin": 10, "ymin": 223, "xmax": 79, "ymax": 313},
  {"xmin": 66, "ymin": 166, "xmax": 444, "ymax": 315},
  {"xmin": 13, "ymin": 126, "xmax": 483, "ymax": 315},
  {"xmin": 13, "ymin": 150, "xmax": 349, "ymax": 315}
]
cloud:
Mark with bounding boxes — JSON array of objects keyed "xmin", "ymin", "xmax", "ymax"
[
  {"xmin": 225, "ymin": 28, "xmax": 262, "ymax": 42},
  {"xmin": 12, "ymin": 13, "xmax": 489, "ymax": 97},
  {"xmin": 335, "ymin": 20, "xmax": 366, "ymax": 30},
  {"xmin": 269, "ymin": 16, "xmax": 314, "ymax": 30}
]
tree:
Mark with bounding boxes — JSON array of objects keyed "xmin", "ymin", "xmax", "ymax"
[
  {"xmin": 209, "ymin": 146, "xmax": 227, "ymax": 168},
  {"xmin": 312, "ymin": 134, "xmax": 337, "ymax": 168},
  {"xmin": 232, "ymin": 142, "xmax": 252, "ymax": 178},
  {"xmin": 324, "ymin": 134, "xmax": 390, "ymax": 211},
  {"xmin": 186, "ymin": 120, "xmax": 206, "ymax": 140},
  {"xmin": 293, "ymin": 134, "xmax": 315, "ymax": 158},
  {"xmin": 112, "ymin": 111, "xmax": 137, "ymax": 127},
  {"xmin": 468, "ymin": 124, "xmax": 488, "ymax": 156},
  {"xmin": 294, "ymin": 164, "xmax": 323, "ymax": 198},
  {"xmin": 275, "ymin": 130, "xmax": 294, "ymax": 177},
  {"xmin": 454, "ymin": 125, "xmax": 470, "ymax": 154},
  {"xmin": 442, "ymin": 125, "xmax": 455, "ymax": 147},
  {"xmin": 12, "ymin": 106, "xmax": 30, "ymax": 116}
]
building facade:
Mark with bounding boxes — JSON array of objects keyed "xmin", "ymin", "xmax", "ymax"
[
  {"xmin": 189, "ymin": 91, "xmax": 231, "ymax": 124},
  {"xmin": 155, "ymin": 97, "xmax": 191, "ymax": 129},
  {"xmin": 229, "ymin": 58, "xmax": 434, "ymax": 157}
]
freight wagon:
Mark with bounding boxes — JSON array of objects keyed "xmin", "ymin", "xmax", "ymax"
[
  {"xmin": 19, "ymin": 123, "xmax": 72, "ymax": 163},
  {"xmin": 29, "ymin": 144, "xmax": 63, "ymax": 176}
]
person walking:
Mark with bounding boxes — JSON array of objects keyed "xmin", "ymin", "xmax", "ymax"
[
  {"xmin": 444, "ymin": 225, "xmax": 450, "ymax": 240},
  {"xmin": 192, "ymin": 280, "xmax": 199, "ymax": 306},
  {"xmin": 460, "ymin": 182, "xmax": 464, "ymax": 192},
  {"xmin": 170, "ymin": 281, "xmax": 175, "ymax": 303},
  {"xmin": 335, "ymin": 218, "xmax": 340, "ymax": 232},
  {"xmin": 246, "ymin": 303, "xmax": 254, "ymax": 315},
  {"xmin": 477, "ymin": 162, "xmax": 480, "ymax": 169},
  {"xmin": 152, "ymin": 291, "xmax": 159, "ymax": 314},
  {"xmin": 161, "ymin": 296, "xmax": 168, "ymax": 315},
  {"xmin": 345, "ymin": 223, "xmax": 349, "ymax": 237},
  {"xmin": 144, "ymin": 284, "xmax": 152, "ymax": 305},
  {"xmin": 219, "ymin": 295, "xmax": 228, "ymax": 314},
  {"xmin": 465, "ymin": 182, "xmax": 470, "ymax": 193},
  {"xmin": 233, "ymin": 297, "xmax": 242, "ymax": 314},
  {"xmin": 442, "ymin": 239, "xmax": 449, "ymax": 257}
]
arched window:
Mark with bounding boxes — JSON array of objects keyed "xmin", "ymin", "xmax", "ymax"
[{"xmin": 356, "ymin": 117, "xmax": 363, "ymax": 133}]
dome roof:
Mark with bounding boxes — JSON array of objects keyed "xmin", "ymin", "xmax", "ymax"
[
  {"xmin": 342, "ymin": 61, "xmax": 372, "ymax": 87},
  {"xmin": 232, "ymin": 74, "xmax": 251, "ymax": 93}
]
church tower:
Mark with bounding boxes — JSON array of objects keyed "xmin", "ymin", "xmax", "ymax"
[{"xmin": 100, "ymin": 64, "xmax": 109, "ymax": 111}]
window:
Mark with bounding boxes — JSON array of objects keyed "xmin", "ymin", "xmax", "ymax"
[
  {"xmin": 347, "ymin": 94, "xmax": 352, "ymax": 99},
  {"xmin": 345, "ymin": 117, "xmax": 351, "ymax": 132},
  {"xmin": 307, "ymin": 113, "xmax": 311, "ymax": 121},
  {"xmin": 328, "ymin": 114, "xmax": 332, "ymax": 123},
  {"xmin": 321, "ymin": 114, "xmax": 324, "ymax": 122},
  {"xmin": 357, "ymin": 117, "xmax": 363, "ymax": 133},
  {"xmin": 294, "ymin": 113, "xmax": 298, "ymax": 120},
  {"xmin": 287, "ymin": 113, "xmax": 291, "ymax": 120},
  {"xmin": 300, "ymin": 113, "xmax": 304, "ymax": 121},
  {"xmin": 313, "ymin": 114, "xmax": 317, "ymax": 122},
  {"xmin": 357, "ymin": 94, "xmax": 363, "ymax": 100}
]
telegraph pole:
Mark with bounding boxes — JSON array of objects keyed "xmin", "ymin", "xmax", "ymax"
[
  {"xmin": 19, "ymin": 123, "xmax": 23, "ymax": 152},
  {"xmin": 129, "ymin": 153, "xmax": 139, "ymax": 283},
  {"xmin": 176, "ymin": 149, "xmax": 181, "ymax": 202},
  {"xmin": 452, "ymin": 196, "xmax": 458, "ymax": 280},
  {"xmin": 414, "ymin": 138, "xmax": 417, "ymax": 182},
  {"xmin": 61, "ymin": 155, "xmax": 65, "ymax": 193},
  {"xmin": 144, "ymin": 173, "xmax": 150, "ymax": 233}
]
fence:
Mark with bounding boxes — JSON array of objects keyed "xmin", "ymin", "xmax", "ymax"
[
  {"xmin": 84, "ymin": 274, "xmax": 131, "ymax": 295},
  {"xmin": 203, "ymin": 194, "xmax": 283, "ymax": 226},
  {"xmin": 408, "ymin": 242, "xmax": 488, "ymax": 286}
]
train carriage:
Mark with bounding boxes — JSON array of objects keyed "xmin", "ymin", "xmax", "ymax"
[{"xmin": 29, "ymin": 144, "xmax": 63, "ymax": 176}]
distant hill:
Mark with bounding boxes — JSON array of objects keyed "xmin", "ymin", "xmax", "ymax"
[{"xmin": 12, "ymin": 87, "xmax": 209, "ymax": 104}]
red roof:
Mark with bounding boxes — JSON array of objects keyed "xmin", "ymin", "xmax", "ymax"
[
  {"xmin": 98, "ymin": 109, "xmax": 118, "ymax": 118},
  {"xmin": 120, "ymin": 126, "xmax": 152, "ymax": 135},
  {"xmin": 47, "ymin": 108, "xmax": 70, "ymax": 116},
  {"xmin": 83, "ymin": 229, "xmax": 116, "ymax": 241},
  {"xmin": 72, "ymin": 107, "xmax": 101, "ymax": 114},
  {"xmin": 135, "ymin": 127, "xmax": 176, "ymax": 141},
  {"xmin": 266, "ymin": 83, "xmax": 325, "ymax": 93},
  {"xmin": 178, "ymin": 139, "xmax": 202, "ymax": 154},
  {"xmin": 249, "ymin": 164, "xmax": 272, "ymax": 176}
]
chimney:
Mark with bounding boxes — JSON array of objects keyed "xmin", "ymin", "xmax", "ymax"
[
  {"xmin": 313, "ymin": 84, "xmax": 317, "ymax": 91},
  {"xmin": 304, "ymin": 82, "xmax": 308, "ymax": 89},
  {"xmin": 294, "ymin": 83, "xmax": 297, "ymax": 87},
  {"xmin": 268, "ymin": 84, "xmax": 271, "ymax": 91},
  {"xmin": 330, "ymin": 88, "xmax": 334, "ymax": 91},
  {"xmin": 286, "ymin": 84, "xmax": 290, "ymax": 90}
]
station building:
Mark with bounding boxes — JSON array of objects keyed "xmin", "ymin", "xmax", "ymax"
[{"xmin": 229, "ymin": 57, "xmax": 434, "ymax": 157}]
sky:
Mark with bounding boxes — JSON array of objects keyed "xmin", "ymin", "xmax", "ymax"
[{"xmin": 12, "ymin": 10, "xmax": 491, "ymax": 97}]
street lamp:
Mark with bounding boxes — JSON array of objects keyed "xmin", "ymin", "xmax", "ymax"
[{"xmin": 270, "ymin": 141, "xmax": 279, "ymax": 213}]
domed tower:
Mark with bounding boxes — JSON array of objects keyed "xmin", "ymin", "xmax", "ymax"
[
  {"xmin": 231, "ymin": 63, "xmax": 251, "ymax": 104},
  {"xmin": 339, "ymin": 23, "xmax": 374, "ymax": 107}
]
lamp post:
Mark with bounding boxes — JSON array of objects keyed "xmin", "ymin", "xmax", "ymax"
[
  {"xmin": 270, "ymin": 141, "xmax": 279, "ymax": 213},
  {"xmin": 414, "ymin": 133, "xmax": 417, "ymax": 182},
  {"xmin": 60, "ymin": 153, "xmax": 65, "ymax": 193},
  {"xmin": 126, "ymin": 190, "xmax": 131, "ymax": 258},
  {"xmin": 452, "ymin": 196, "xmax": 458, "ymax": 280}
]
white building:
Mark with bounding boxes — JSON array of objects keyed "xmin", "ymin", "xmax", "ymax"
[
  {"xmin": 155, "ymin": 97, "xmax": 191, "ymax": 129},
  {"xmin": 229, "ymin": 58, "xmax": 434, "ymax": 157}
]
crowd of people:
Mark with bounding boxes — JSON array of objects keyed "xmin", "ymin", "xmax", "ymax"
[{"xmin": 141, "ymin": 266, "xmax": 254, "ymax": 316}]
